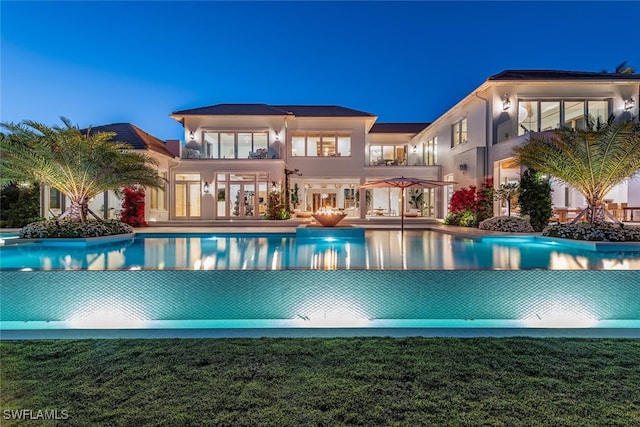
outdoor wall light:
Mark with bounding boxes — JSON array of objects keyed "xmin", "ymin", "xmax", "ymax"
[
  {"xmin": 412, "ymin": 145, "xmax": 417, "ymax": 153},
  {"xmin": 203, "ymin": 181, "xmax": 210, "ymax": 194},
  {"xmin": 624, "ymin": 98, "xmax": 635, "ymax": 111},
  {"xmin": 502, "ymin": 94, "xmax": 511, "ymax": 111},
  {"xmin": 189, "ymin": 131, "xmax": 195, "ymax": 140}
]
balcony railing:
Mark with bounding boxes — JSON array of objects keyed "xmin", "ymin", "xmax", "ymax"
[
  {"xmin": 368, "ymin": 160, "xmax": 437, "ymax": 167},
  {"xmin": 182, "ymin": 148, "xmax": 280, "ymax": 160}
]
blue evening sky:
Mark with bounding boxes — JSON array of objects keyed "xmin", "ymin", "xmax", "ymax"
[{"xmin": 2, "ymin": 1, "xmax": 639, "ymax": 141}]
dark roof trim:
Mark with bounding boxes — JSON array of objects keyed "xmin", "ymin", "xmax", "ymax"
[
  {"xmin": 370, "ymin": 122, "xmax": 430, "ymax": 134},
  {"xmin": 489, "ymin": 70, "xmax": 640, "ymax": 81},
  {"xmin": 172, "ymin": 103, "xmax": 375, "ymax": 117}
]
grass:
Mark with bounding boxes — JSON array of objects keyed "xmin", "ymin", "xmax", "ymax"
[{"xmin": 1, "ymin": 337, "xmax": 639, "ymax": 426}]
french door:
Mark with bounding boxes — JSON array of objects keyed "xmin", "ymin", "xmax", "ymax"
[{"xmin": 175, "ymin": 181, "xmax": 201, "ymax": 219}]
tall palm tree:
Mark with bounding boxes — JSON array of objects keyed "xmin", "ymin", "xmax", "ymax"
[
  {"xmin": 1, "ymin": 117, "xmax": 164, "ymax": 222},
  {"xmin": 601, "ymin": 61, "xmax": 635, "ymax": 74},
  {"xmin": 514, "ymin": 119, "xmax": 640, "ymax": 224}
]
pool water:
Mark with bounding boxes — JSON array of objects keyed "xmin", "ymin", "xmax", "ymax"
[
  {"xmin": 2, "ymin": 230, "xmax": 639, "ymax": 335},
  {"xmin": 1, "ymin": 231, "xmax": 639, "ymax": 271}
]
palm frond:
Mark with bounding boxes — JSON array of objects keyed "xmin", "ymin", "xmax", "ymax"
[{"xmin": 515, "ymin": 119, "xmax": 640, "ymax": 212}]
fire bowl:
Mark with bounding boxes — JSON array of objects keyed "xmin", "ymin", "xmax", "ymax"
[{"xmin": 311, "ymin": 213, "xmax": 348, "ymax": 227}]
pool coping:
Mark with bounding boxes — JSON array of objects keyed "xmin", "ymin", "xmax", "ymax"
[
  {"xmin": 2, "ymin": 327, "xmax": 640, "ymax": 340},
  {"xmin": 5, "ymin": 233, "xmax": 135, "ymax": 247}
]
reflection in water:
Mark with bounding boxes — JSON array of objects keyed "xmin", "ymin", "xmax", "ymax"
[{"xmin": 1, "ymin": 231, "xmax": 639, "ymax": 271}]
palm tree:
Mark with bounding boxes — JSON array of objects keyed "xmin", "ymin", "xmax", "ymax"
[
  {"xmin": 514, "ymin": 119, "xmax": 640, "ymax": 224},
  {"xmin": 601, "ymin": 61, "xmax": 635, "ymax": 74},
  {"xmin": 495, "ymin": 182, "xmax": 520, "ymax": 217},
  {"xmin": 615, "ymin": 61, "xmax": 635, "ymax": 74},
  {"xmin": 1, "ymin": 117, "xmax": 164, "ymax": 222}
]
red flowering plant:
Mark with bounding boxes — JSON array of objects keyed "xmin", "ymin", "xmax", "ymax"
[
  {"xmin": 445, "ymin": 178, "xmax": 494, "ymax": 227},
  {"xmin": 120, "ymin": 187, "xmax": 147, "ymax": 227}
]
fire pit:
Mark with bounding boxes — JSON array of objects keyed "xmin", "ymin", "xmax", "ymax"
[{"xmin": 311, "ymin": 212, "xmax": 348, "ymax": 227}]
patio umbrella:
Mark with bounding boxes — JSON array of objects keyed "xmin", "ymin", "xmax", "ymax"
[{"xmin": 359, "ymin": 176, "xmax": 453, "ymax": 234}]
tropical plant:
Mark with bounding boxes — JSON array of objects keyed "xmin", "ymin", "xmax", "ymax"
[
  {"xmin": 518, "ymin": 168, "xmax": 553, "ymax": 232},
  {"xmin": 0, "ymin": 182, "xmax": 42, "ymax": 227},
  {"xmin": 446, "ymin": 179, "xmax": 494, "ymax": 227},
  {"xmin": 408, "ymin": 189, "xmax": 424, "ymax": 215},
  {"xmin": 601, "ymin": 61, "xmax": 635, "ymax": 75},
  {"xmin": 120, "ymin": 187, "xmax": 147, "ymax": 227},
  {"xmin": 290, "ymin": 183, "xmax": 300, "ymax": 210},
  {"xmin": 514, "ymin": 118, "xmax": 640, "ymax": 224},
  {"xmin": 266, "ymin": 189, "xmax": 290, "ymax": 220},
  {"xmin": 495, "ymin": 182, "xmax": 519, "ymax": 217},
  {"xmin": 0, "ymin": 117, "xmax": 164, "ymax": 223}
]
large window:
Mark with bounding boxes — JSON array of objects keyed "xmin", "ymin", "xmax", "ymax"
[
  {"xmin": 424, "ymin": 137, "xmax": 437, "ymax": 165},
  {"xmin": 201, "ymin": 131, "xmax": 269, "ymax": 159},
  {"xmin": 150, "ymin": 171, "xmax": 167, "ymax": 210},
  {"xmin": 518, "ymin": 99, "xmax": 610, "ymax": 135},
  {"xmin": 49, "ymin": 188, "xmax": 62, "ymax": 209},
  {"xmin": 451, "ymin": 118, "xmax": 467, "ymax": 147},
  {"xmin": 291, "ymin": 131, "xmax": 351, "ymax": 157},
  {"xmin": 369, "ymin": 145, "xmax": 406, "ymax": 165}
]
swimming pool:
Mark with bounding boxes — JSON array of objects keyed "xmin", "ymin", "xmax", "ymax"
[
  {"xmin": 1, "ymin": 230, "xmax": 639, "ymax": 336},
  {"xmin": 2, "ymin": 231, "xmax": 640, "ymax": 270}
]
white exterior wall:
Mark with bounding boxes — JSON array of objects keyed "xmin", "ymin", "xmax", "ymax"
[
  {"xmin": 412, "ymin": 95, "xmax": 488, "ymax": 190},
  {"xmin": 145, "ymin": 152, "xmax": 178, "ymax": 222}
]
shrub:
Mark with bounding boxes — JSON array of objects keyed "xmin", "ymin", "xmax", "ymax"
[
  {"xmin": 19, "ymin": 219, "xmax": 133, "ymax": 239},
  {"xmin": 518, "ymin": 168, "xmax": 553, "ymax": 232},
  {"xmin": 444, "ymin": 210, "xmax": 480, "ymax": 227},
  {"xmin": 0, "ymin": 183, "xmax": 43, "ymax": 227},
  {"xmin": 447, "ymin": 179, "xmax": 494, "ymax": 227},
  {"xmin": 266, "ymin": 190, "xmax": 291, "ymax": 220},
  {"xmin": 479, "ymin": 216, "xmax": 534, "ymax": 233},
  {"xmin": 120, "ymin": 187, "xmax": 147, "ymax": 227},
  {"xmin": 542, "ymin": 222, "xmax": 640, "ymax": 242}
]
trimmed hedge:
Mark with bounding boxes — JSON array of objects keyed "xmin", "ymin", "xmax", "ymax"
[
  {"xmin": 19, "ymin": 219, "xmax": 134, "ymax": 238},
  {"xmin": 479, "ymin": 216, "xmax": 534, "ymax": 233},
  {"xmin": 542, "ymin": 222, "xmax": 640, "ymax": 242}
]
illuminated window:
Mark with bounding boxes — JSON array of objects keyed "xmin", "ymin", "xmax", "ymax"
[
  {"xmin": 49, "ymin": 188, "xmax": 62, "ymax": 209},
  {"xmin": 291, "ymin": 132, "xmax": 351, "ymax": 157},
  {"xmin": 451, "ymin": 118, "xmax": 467, "ymax": 147},
  {"xmin": 519, "ymin": 99, "xmax": 610, "ymax": 135},
  {"xmin": 201, "ymin": 131, "xmax": 270, "ymax": 159},
  {"xmin": 424, "ymin": 137, "xmax": 437, "ymax": 165}
]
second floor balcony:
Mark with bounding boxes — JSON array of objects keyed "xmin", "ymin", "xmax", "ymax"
[
  {"xmin": 368, "ymin": 144, "xmax": 437, "ymax": 167},
  {"xmin": 183, "ymin": 143, "xmax": 282, "ymax": 160}
]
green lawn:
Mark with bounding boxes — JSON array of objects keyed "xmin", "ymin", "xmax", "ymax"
[{"xmin": 1, "ymin": 337, "xmax": 639, "ymax": 426}]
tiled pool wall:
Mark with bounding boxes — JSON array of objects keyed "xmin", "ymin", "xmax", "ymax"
[{"xmin": 1, "ymin": 270, "xmax": 638, "ymax": 335}]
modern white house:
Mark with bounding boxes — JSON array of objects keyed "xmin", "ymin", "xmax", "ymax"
[{"xmin": 39, "ymin": 69, "xmax": 640, "ymax": 224}]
